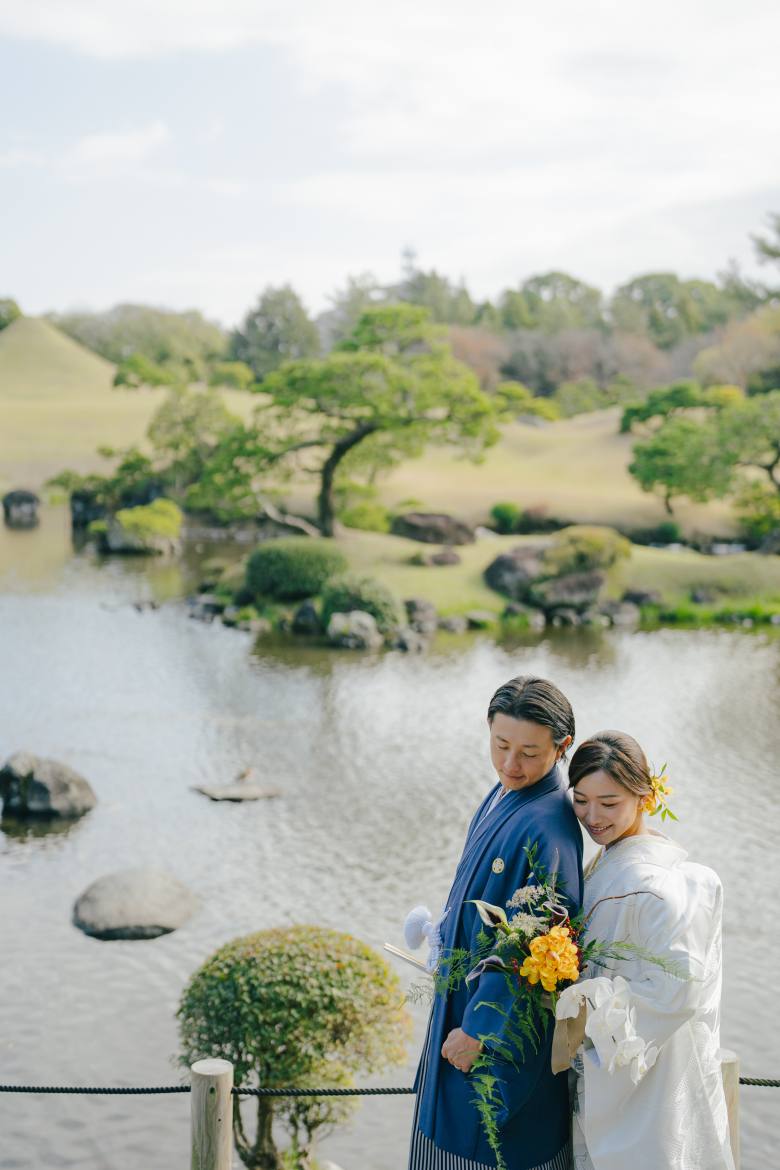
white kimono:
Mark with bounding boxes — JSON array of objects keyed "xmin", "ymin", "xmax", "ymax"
[{"xmin": 556, "ymin": 831, "xmax": 735, "ymax": 1170}]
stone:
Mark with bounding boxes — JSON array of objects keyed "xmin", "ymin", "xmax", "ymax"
[
  {"xmin": 404, "ymin": 598, "xmax": 438, "ymax": 634},
  {"xmin": 581, "ymin": 609, "xmax": 611, "ymax": 628},
  {"xmin": 622, "ymin": 588, "xmax": 662, "ymax": 606},
  {"xmin": 429, "ymin": 548, "xmax": 461, "ymax": 566},
  {"xmin": 483, "ymin": 544, "xmax": 548, "ymax": 600},
  {"xmin": 387, "ymin": 626, "xmax": 429, "ymax": 653},
  {"xmin": 391, "ymin": 512, "xmax": 475, "ymax": 545},
  {"xmin": 238, "ymin": 617, "xmax": 272, "ymax": 635},
  {"xmin": 72, "ymin": 867, "xmax": 198, "ymax": 940},
  {"xmin": 465, "ymin": 610, "xmax": 498, "ymax": 629},
  {"xmin": 598, "ymin": 600, "xmax": 641, "ymax": 628},
  {"xmin": 437, "ymin": 615, "xmax": 468, "ymax": 634},
  {"xmin": 501, "ymin": 602, "xmax": 547, "ymax": 631},
  {"xmin": 2, "ymin": 490, "xmax": 39, "ymax": 529},
  {"xmin": 0, "ymin": 752, "xmax": 97, "ymax": 819},
  {"xmin": 550, "ymin": 608, "xmax": 581, "ymax": 628},
  {"xmin": 529, "ymin": 571, "xmax": 605, "ymax": 614},
  {"xmin": 292, "ymin": 600, "xmax": 322, "ymax": 635},
  {"xmin": 690, "ymin": 587, "xmax": 718, "ymax": 605},
  {"xmin": 192, "ymin": 784, "xmax": 281, "ymax": 802},
  {"xmin": 327, "ymin": 611, "xmax": 384, "ymax": 651}
]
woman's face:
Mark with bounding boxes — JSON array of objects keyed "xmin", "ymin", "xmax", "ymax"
[
  {"xmin": 571, "ymin": 769, "xmax": 645, "ymax": 848},
  {"xmin": 489, "ymin": 715, "xmax": 570, "ymax": 791}
]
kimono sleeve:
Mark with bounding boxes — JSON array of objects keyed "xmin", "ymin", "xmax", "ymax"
[
  {"xmin": 460, "ymin": 826, "xmax": 582, "ymax": 1118},
  {"xmin": 571, "ymin": 868, "xmax": 722, "ymax": 1086}
]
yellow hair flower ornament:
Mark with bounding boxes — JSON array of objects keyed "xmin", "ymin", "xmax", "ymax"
[{"xmin": 643, "ymin": 764, "xmax": 677, "ymax": 822}]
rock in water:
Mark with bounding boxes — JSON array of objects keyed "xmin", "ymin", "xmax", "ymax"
[
  {"xmin": 0, "ymin": 752, "xmax": 97, "ymax": 818},
  {"xmin": 73, "ymin": 868, "xmax": 198, "ymax": 940},
  {"xmin": 326, "ymin": 611, "xmax": 384, "ymax": 651},
  {"xmin": 192, "ymin": 784, "xmax": 281, "ymax": 802}
]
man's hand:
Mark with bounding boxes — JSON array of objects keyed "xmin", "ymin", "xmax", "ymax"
[{"xmin": 441, "ymin": 1027, "xmax": 482, "ymax": 1073}]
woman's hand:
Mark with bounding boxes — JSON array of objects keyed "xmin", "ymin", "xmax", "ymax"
[{"xmin": 441, "ymin": 1027, "xmax": 483, "ymax": 1073}]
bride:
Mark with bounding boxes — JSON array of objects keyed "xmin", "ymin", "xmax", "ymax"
[{"xmin": 556, "ymin": 731, "xmax": 735, "ymax": 1170}]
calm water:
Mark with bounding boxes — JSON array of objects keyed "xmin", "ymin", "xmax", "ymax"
[{"xmin": 0, "ymin": 513, "xmax": 778, "ymax": 1170}]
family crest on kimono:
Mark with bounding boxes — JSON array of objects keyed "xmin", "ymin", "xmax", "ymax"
[{"xmin": 406, "ymin": 675, "xmax": 584, "ymax": 1170}]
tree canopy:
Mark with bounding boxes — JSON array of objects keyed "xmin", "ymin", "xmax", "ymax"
[{"xmin": 230, "ymin": 284, "xmax": 320, "ymax": 380}]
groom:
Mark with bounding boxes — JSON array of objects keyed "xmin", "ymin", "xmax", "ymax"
[{"xmin": 408, "ymin": 676, "xmax": 584, "ymax": 1170}]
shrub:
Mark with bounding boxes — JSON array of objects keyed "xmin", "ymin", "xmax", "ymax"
[
  {"xmin": 321, "ymin": 573, "xmax": 403, "ymax": 633},
  {"xmin": 490, "ymin": 502, "xmax": 522, "ymax": 534},
  {"xmin": 245, "ymin": 539, "xmax": 347, "ymax": 601},
  {"xmin": 339, "ymin": 501, "xmax": 392, "ymax": 533},
  {"xmin": 515, "ymin": 505, "xmax": 568, "ymax": 534},
  {"xmin": 736, "ymin": 483, "xmax": 780, "ymax": 546},
  {"xmin": 114, "ymin": 498, "xmax": 183, "ymax": 539},
  {"xmin": 543, "ymin": 525, "xmax": 632, "ymax": 577},
  {"xmin": 178, "ymin": 926, "xmax": 410, "ymax": 1170}
]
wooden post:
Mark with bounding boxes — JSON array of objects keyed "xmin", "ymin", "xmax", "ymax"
[
  {"xmin": 191, "ymin": 1058, "xmax": 234, "ymax": 1170},
  {"xmin": 720, "ymin": 1049, "xmax": 740, "ymax": 1169}
]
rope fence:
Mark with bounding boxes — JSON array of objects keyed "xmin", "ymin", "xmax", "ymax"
[{"xmin": 0, "ymin": 1078, "xmax": 777, "ymax": 1093}]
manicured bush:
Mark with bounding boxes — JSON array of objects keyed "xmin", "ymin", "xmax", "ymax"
[
  {"xmin": 490, "ymin": 502, "xmax": 522, "ymax": 534},
  {"xmin": 736, "ymin": 484, "xmax": 780, "ymax": 546},
  {"xmin": 178, "ymin": 926, "xmax": 409, "ymax": 1170},
  {"xmin": 245, "ymin": 539, "xmax": 347, "ymax": 601},
  {"xmin": 543, "ymin": 525, "xmax": 631, "ymax": 577},
  {"xmin": 320, "ymin": 573, "xmax": 403, "ymax": 633},
  {"xmin": 114, "ymin": 497, "xmax": 183, "ymax": 539},
  {"xmin": 339, "ymin": 501, "xmax": 392, "ymax": 533}
]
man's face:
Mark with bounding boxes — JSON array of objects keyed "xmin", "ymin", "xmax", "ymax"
[{"xmin": 489, "ymin": 714, "xmax": 567, "ymax": 790}]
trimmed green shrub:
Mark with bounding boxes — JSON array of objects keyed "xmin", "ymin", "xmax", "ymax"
[
  {"xmin": 736, "ymin": 483, "xmax": 780, "ymax": 546},
  {"xmin": 114, "ymin": 498, "xmax": 183, "ymax": 539},
  {"xmin": 490, "ymin": 502, "xmax": 522, "ymax": 534},
  {"xmin": 177, "ymin": 926, "xmax": 410, "ymax": 1170},
  {"xmin": 543, "ymin": 525, "xmax": 631, "ymax": 577},
  {"xmin": 321, "ymin": 573, "xmax": 403, "ymax": 633},
  {"xmin": 339, "ymin": 501, "xmax": 392, "ymax": 533},
  {"xmin": 245, "ymin": 539, "xmax": 347, "ymax": 601}
]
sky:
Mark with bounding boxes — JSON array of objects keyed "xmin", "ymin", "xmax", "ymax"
[{"xmin": 1, "ymin": 0, "xmax": 779, "ymax": 328}]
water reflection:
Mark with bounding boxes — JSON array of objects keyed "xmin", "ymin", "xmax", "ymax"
[{"xmin": 0, "ymin": 811, "xmax": 88, "ymax": 848}]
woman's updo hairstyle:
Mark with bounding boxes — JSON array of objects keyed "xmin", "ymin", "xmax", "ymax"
[{"xmin": 568, "ymin": 730, "xmax": 652, "ymax": 798}]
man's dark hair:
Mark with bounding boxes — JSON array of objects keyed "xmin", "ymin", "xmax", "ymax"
[{"xmin": 487, "ymin": 675, "xmax": 575, "ymax": 756}]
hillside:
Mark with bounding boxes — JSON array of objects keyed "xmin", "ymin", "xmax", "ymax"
[{"xmin": 0, "ymin": 318, "xmax": 250, "ymax": 492}]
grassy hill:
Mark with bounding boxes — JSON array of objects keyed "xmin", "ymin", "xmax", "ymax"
[
  {"xmin": 0, "ymin": 318, "xmax": 736, "ymax": 537},
  {"xmin": 0, "ymin": 317, "xmax": 251, "ymax": 493}
]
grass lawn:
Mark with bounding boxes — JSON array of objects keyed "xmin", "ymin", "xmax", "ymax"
[{"xmin": 334, "ymin": 530, "xmax": 780, "ymax": 615}]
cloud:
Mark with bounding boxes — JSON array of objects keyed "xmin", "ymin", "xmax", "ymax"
[{"xmin": 71, "ymin": 120, "xmax": 169, "ymax": 165}]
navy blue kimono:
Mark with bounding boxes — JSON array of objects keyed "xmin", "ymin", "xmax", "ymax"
[{"xmin": 410, "ymin": 765, "xmax": 584, "ymax": 1170}]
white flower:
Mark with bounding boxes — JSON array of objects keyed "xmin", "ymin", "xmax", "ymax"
[
  {"xmin": 508, "ymin": 912, "xmax": 544, "ymax": 937},
  {"xmin": 469, "ymin": 899, "xmax": 508, "ymax": 928},
  {"xmin": 506, "ymin": 885, "xmax": 545, "ymax": 909}
]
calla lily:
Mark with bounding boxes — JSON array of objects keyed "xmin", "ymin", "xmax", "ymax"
[
  {"xmin": 469, "ymin": 899, "xmax": 509, "ymax": 929},
  {"xmin": 465, "ymin": 954, "xmax": 509, "ymax": 983}
]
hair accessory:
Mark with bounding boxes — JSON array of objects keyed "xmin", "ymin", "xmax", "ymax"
[{"xmin": 644, "ymin": 764, "xmax": 677, "ymax": 821}]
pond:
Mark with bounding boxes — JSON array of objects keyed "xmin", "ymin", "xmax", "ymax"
[{"xmin": 0, "ymin": 511, "xmax": 777, "ymax": 1169}]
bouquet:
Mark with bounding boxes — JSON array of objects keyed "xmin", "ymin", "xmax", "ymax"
[{"xmin": 435, "ymin": 847, "xmax": 679, "ymax": 1170}]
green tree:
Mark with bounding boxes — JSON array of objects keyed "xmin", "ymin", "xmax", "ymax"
[
  {"xmin": 0, "ymin": 298, "xmax": 21, "ymax": 330},
  {"xmin": 398, "ymin": 252, "xmax": 477, "ymax": 324},
  {"xmin": 519, "ymin": 271, "xmax": 605, "ymax": 333},
  {"xmin": 629, "ymin": 416, "xmax": 735, "ymax": 514},
  {"xmin": 200, "ymin": 306, "xmax": 499, "ymax": 536},
  {"xmin": 610, "ymin": 273, "xmax": 738, "ymax": 349},
  {"xmin": 51, "ymin": 303, "xmax": 227, "ymax": 381},
  {"xmin": 177, "ymin": 926, "xmax": 410, "ymax": 1170},
  {"xmin": 231, "ymin": 285, "xmax": 320, "ymax": 380},
  {"xmin": 620, "ymin": 380, "xmax": 704, "ymax": 433},
  {"xmin": 147, "ymin": 386, "xmax": 241, "ymax": 491}
]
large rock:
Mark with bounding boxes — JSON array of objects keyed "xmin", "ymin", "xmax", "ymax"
[
  {"xmin": 2, "ymin": 490, "xmax": 39, "ymax": 529},
  {"xmin": 404, "ymin": 598, "xmax": 438, "ymax": 635},
  {"xmin": 387, "ymin": 626, "xmax": 429, "ymax": 653},
  {"xmin": 73, "ymin": 868, "xmax": 198, "ymax": 940},
  {"xmin": 502, "ymin": 602, "xmax": 547, "ymax": 631},
  {"xmin": 292, "ymin": 600, "xmax": 322, "ymax": 635},
  {"xmin": 192, "ymin": 784, "xmax": 281, "ymax": 802},
  {"xmin": 0, "ymin": 752, "xmax": 97, "ymax": 818},
  {"xmin": 599, "ymin": 600, "xmax": 641, "ymax": 628},
  {"xmin": 528, "ymin": 571, "xmax": 605, "ymax": 614},
  {"xmin": 391, "ymin": 512, "xmax": 475, "ymax": 545},
  {"xmin": 327, "ymin": 611, "xmax": 384, "ymax": 651},
  {"xmin": 483, "ymin": 544, "xmax": 548, "ymax": 600}
]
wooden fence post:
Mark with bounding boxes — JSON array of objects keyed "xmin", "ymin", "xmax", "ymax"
[
  {"xmin": 720, "ymin": 1049, "xmax": 740, "ymax": 1170},
  {"xmin": 191, "ymin": 1058, "xmax": 234, "ymax": 1170}
]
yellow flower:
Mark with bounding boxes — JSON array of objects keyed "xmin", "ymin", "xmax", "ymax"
[
  {"xmin": 644, "ymin": 767, "xmax": 676, "ymax": 820},
  {"xmin": 518, "ymin": 925, "xmax": 580, "ymax": 991}
]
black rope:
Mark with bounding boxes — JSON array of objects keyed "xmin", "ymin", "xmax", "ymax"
[{"xmin": 0, "ymin": 1079, "xmax": 777, "ymax": 1095}]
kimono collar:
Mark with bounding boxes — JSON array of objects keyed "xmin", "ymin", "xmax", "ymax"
[
  {"xmin": 592, "ymin": 829, "xmax": 687, "ymax": 872},
  {"xmin": 497, "ymin": 761, "xmax": 564, "ymax": 808}
]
